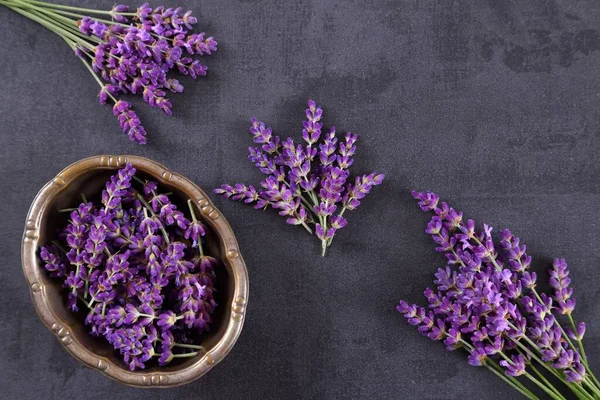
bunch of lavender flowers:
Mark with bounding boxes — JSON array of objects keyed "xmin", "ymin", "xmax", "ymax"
[
  {"xmin": 1, "ymin": 0, "xmax": 217, "ymax": 144},
  {"xmin": 397, "ymin": 191, "xmax": 599, "ymax": 400},
  {"xmin": 214, "ymin": 100, "xmax": 384, "ymax": 256},
  {"xmin": 40, "ymin": 163, "xmax": 219, "ymax": 371}
]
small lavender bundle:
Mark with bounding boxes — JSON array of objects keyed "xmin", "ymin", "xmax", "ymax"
[
  {"xmin": 40, "ymin": 163, "xmax": 218, "ymax": 371},
  {"xmin": 214, "ymin": 100, "xmax": 384, "ymax": 256},
  {"xmin": 397, "ymin": 191, "xmax": 599, "ymax": 399},
  {"xmin": 1, "ymin": 0, "xmax": 217, "ymax": 144}
]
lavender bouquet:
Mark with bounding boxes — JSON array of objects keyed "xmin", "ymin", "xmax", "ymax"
[
  {"xmin": 40, "ymin": 163, "xmax": 218, "ymax": 371},
  {"xmin": 0, "ymin": 0, "xmax": 217, "ymax": 144},
  {"xmin": 214, "ymin": 100, "xmax": 384, "ymax": 256},
  {"xmin": 397, "ymin": 191, "xmax": 599, "ymax": 399}
]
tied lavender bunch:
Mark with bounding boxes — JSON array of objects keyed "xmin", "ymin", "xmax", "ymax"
[
  {"xmin": 40, "ymin": 163, "xmax": 219, "ymax": 371},
  {"xmin": 397, "ymin": 191, "xmax": 599, "ymax": 400},
  {"xmin": 214, "ymin": 100, "xmax": 384, "ymax": 256},
  {"xmin": 1, "ymin": 0, "xmax": 217, "ymax": 144}
]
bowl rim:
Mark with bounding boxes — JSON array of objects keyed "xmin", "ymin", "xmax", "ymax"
[{"xmin": 21, "ymin": 155, "xmax": 249, "ymax": 388}]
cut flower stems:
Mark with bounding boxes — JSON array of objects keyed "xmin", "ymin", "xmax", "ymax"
[
  {"xmin": 39, "ymin": 163, "xmax": 219, "ymax": 371},
  {"xmin": 0, "ymin": 0, "xmax": 217, "ymax": 144},
  {"xmin": 214, "ymin": 100, "xmax": 384, "ymax": 256},
  {"xmin": 397, "ymin": 191, "xmax": 599, "ymax": 399}
]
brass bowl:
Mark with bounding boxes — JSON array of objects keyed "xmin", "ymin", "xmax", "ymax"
[{"xmin": 21, "ymin": 155, "xmax": 249, "ymax": 388}]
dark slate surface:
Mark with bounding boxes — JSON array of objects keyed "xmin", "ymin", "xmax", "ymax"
[{"xmin": 1, "ymin": 0, "xmax": 600, "ymax": 399}]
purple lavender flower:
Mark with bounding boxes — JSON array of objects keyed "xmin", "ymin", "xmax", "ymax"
[
  {"xmin": 157, "ymin": 310, "xmax": 178, "ymax": 329},
  {"xmin": 185, "ymin": 218, "xmax": 206, "ymax": 244},
  {"xmin": 112, "ymin": 101, "xmax": 147, "ymax": 144},
  {"xmin": 500, "ymin": 354, "xmax": 526, "ymax": 377},
  {"xmin": 549, "ymin": 258, "xmax": 576, "ymax": 315},
  {"xmin": 39, "ymin": 164, "xmax": 219, "ymax": 370},
  {"xmin": 40, "ymin": 246, "xmax": 67, "ymax": 278},
  {"xmin": 8, "ymin": 1, "xmax": 218, "ymax": 144},
  {"xmin": 568, "ymin": 322, "xmax": 586, "ymax": 341},
  {"xmin": 215, "ymin": 100, "xmax": 384, "ymax": 256},
  {"xmin": 467, "ymin": 345, "xmax": 487, "ymax": 366},
  {"xmin": 565, "ymin": 362, "xmax": 587, "ymax": 383},
  {"xmin": 397, "ymin": 191, "xmax": 596, "ymax": 398}
]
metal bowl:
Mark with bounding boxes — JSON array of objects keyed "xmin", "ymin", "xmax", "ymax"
[{"xmin": 21, "ymin": 155, "xmax": 249, "ymax": 387}]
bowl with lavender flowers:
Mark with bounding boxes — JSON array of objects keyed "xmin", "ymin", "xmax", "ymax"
[{"xmin": 21, "ymin": 155, "xmax": 248, "ymax": 387}]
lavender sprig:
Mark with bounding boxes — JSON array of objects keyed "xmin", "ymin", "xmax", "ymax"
[
  {"xmin": 397, "ymin": 191, "xmax": 600, "ymax": 400},
  {"xmin": 39, "ymin": 163, "xmax": 219, "ymax": 371},
  {"xmin": 214, "ymin": 100, "xmax": 384, "ymax": 256},
  {"xmin": 0, "ymin": 0, "xmax": 217, "ymax": 144}
]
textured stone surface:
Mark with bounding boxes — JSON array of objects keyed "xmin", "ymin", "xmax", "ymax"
[{"xmin": 1, "ymin": 0, "xmax": 600, "ymax": 399}]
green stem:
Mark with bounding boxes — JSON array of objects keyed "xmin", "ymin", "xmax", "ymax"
[
  {"xmin": 171, "ymin": 352, "xmax": 199, "ymax": 358},
  {"xmin": 486, "ymin": 364, "xmax": 539, "ymax": 400},
  {"xmin": 6, "ymin": 0, "xmax": 122, "ymax": 62},
  {"xmin": 582, "ymin": 378, "xmax": 600, "ymax": 398},
  {"xmin": 29, "ymin": 7, "xmax": 84, "ymax": 40},
  {"xmin": 487, "ymin": 359, "xmax": 539, "ymax": 399},
  {"xmin": 103, "ymin": 247, "xmax": 112, "ymax": 258},
  {"xmin": 173, "ymin": 343, "xmax": 204, "ymax": 351},
  {"xmin": 20, "ymin": 0, "xmax": 135, "ymax": 16},
  {"xmin": 32, "ymin": 6, "xmax": 102, "ymax": 43},
  {"xmin": 524, "ymin": 372, "xmax": 565, "ymax": 400},
  {"xmin": 298, "ymin": 218, "xmax": 313, "ymax": 234},
  {"xmin": 27, "ymin": 6, "xmax": 132, "ymax": 27},
  {"xmin": 5, "ymin": 0, "xmax": 99, "ymax": 42},
  {"xmin": 528, "ymin": 362, "xmax": 565, "ymax": 400},
  {"xmin": 7, "ymin": 4, "xmax": 96, "ymax": 51}
]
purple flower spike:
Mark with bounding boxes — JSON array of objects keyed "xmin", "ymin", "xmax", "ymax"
[
  {"xmin": 112, "ymin": 101, "xmax": 147, "ymax": 145},
  {"xmin": 40, "ymin": 246, "xmax": 67, "ymax": 278},
  {"xmin": 185, "ymin": 219, "xmax": 206, "ymax": 244},
  {"xmin": 567, "ymin": 322, "xmax": 586, "ymax": 341},
  {"xmin": 565, "ymin": 362, "xmax": 587, "ymax": 383},
  {"xmin": 411, "ymin": 191, "xmax": 439, "ymax": 212},
  {"xmin": 549, "ymin": 258, "xmax": 576, "ymax": 315},
  {"xmin": 216, "ymin": 100, "xmax": 384, "ymax": 256}
]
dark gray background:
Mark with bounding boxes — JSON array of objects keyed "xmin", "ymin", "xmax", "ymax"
[{"xmin": 1, "ymin": 0, "xmax": 600, "ymax": 399}]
